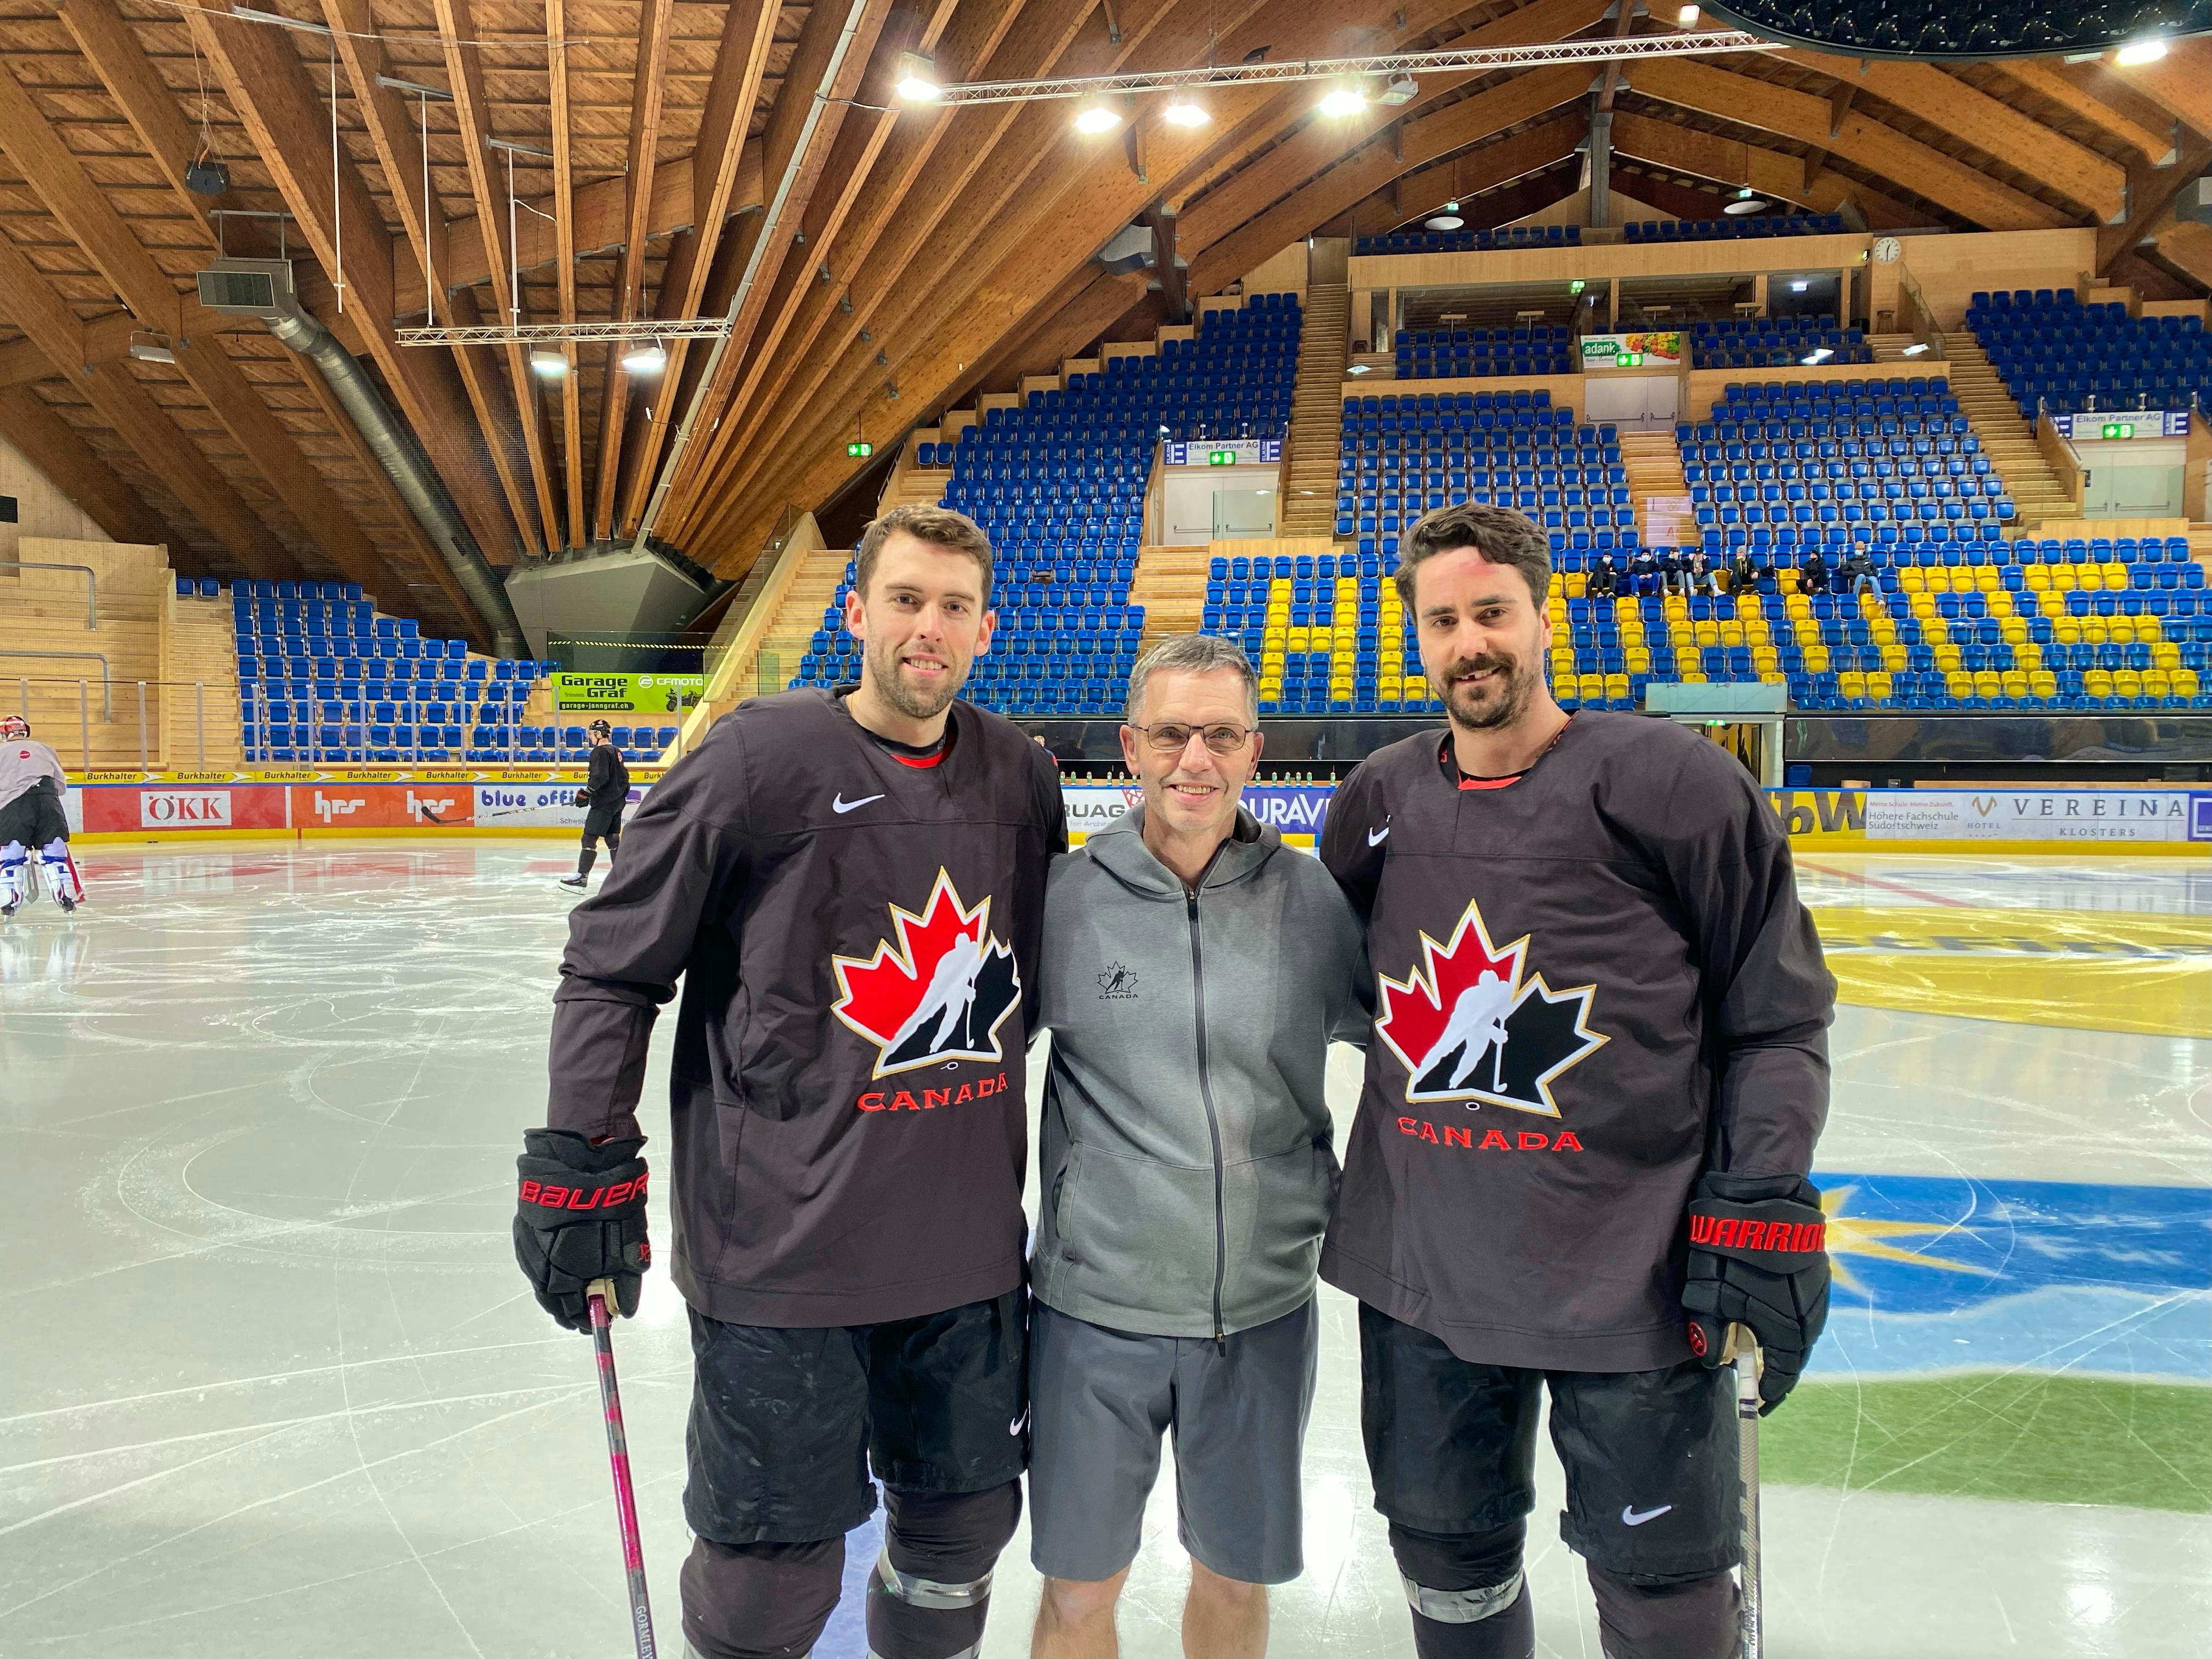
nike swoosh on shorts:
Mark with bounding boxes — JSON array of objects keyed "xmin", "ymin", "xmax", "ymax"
[{"xmin": 832, "ymin": 793, "xmax": 885, "ymax": 814}]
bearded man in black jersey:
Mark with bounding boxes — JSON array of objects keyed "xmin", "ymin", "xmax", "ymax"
[
  {"xmin": 1319, "ymin": 502, "xmax": 1836, "ymax": 1659},
  {"xmin": 517, "ymin": 503, "xmax": 1064, "ymax": 1659}
]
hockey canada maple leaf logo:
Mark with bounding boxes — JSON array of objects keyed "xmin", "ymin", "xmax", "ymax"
[
  {"xmin": 832, "ymin": 870, "xmax": 1022, "ymax": 1079},
  {"xmin": 1376, "ymin": 897, "xmax": 1607, "ymax": 1117}
]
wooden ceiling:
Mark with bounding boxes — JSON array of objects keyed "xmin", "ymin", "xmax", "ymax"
[{"xmin": 0, "ymin": 0, "xmax": 2203, "ymax": 646}]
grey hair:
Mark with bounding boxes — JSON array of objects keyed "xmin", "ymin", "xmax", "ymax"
[{"xmin": 1124, "ymin": 633, "xmax": 1260, "ymax": 723}]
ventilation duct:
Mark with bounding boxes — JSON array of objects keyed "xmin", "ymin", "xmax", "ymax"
[{"xmin": 196, "ymin": 256, "xmax": 526, "ymax": 657}]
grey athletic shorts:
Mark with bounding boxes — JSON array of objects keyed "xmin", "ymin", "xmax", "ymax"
[{"xmin": 1028, "ymin": 1295, "xmax": 1318, "ymax": 1585}]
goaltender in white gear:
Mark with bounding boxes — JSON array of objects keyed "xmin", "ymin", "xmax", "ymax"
[{"xmin": 0, "ymin": 714, "xmax": 83, "ymax": 917}]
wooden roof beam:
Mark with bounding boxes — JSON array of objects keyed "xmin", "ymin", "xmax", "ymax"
[
  {"xmin": 653, "ymin": 0, "xmax": 1121, "ymax": 549},
  {"xmin": 1317, "ymin": 112, "xmax": 1592, "ymax": 240},
  {"xmin": 435, "ymin": 0, "xmax": 562, "ymax": 552},
  {"xmin": 321, "ymin": 0, "xmax": 543, "ymax": 561},
  {"xmin": 1772, "ymin": 49, "xmax": 2126, "ymax": 222},
  {"xmin": 0, "ymin": 228, "xmax": 294, "ymax": 577},
  {"xmin": 608, "ymin": 0, "xmax": 782, "ymax": 535},
  {"xmin": 1607, "ymin": 110, "xmax": 1918, "ymax": 228},
  {"xmin": 546, "ymin": 0, "xmax": 584, "ymax": 541},
  {"xmin": 668, "ymin": 0, "xmax": 1439, "ymax": 546},
  {"xmin": 0, "ymin": 384, "xmax": 172, "ymax": 549},
  {"xmin": 2097, "ymin": 133, "xmax": 2212, "ymax": 276},
  {"xmin": 1627, "ymin": 60, "xmax": 2069, "ymax": 230},
  {"xmin": 186, "ymin": 0, "xmax": 521, "ymax": 605},
  {"xmin": 1997, "ymin": 58, "xmax": 2176, "ymax": 165},
  {"xmin": 1186, "ymin": 69, "xmax": 1595, "ymax": 294},
  {"xmin": 589, "ymin": 0, "xmax": 675, "ymax": 543},
  {"xmin": 2106, "ymin": 39, "xmax": 2210, "ymax": 142}
]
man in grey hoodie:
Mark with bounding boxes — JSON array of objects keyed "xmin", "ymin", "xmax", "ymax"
[{"xmin": 1028, "ymin": 634, "xmax": 1367, "ymax": 1659}]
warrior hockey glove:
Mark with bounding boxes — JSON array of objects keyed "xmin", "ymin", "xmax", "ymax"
[
  {"xmin": 1682, "ymin": 1171, "xmax": 1829, "ymax": 1415},
  {"xmin": 514, "ymin": 1129, "xmax": 651, "ymax": 1333}
]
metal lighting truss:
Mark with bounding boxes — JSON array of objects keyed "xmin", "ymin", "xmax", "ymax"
[
  {"xmin": 928, "ymin": 30, "xmax": 1767, "ymax": 104},
  {"xmin": 394, "ymin": 319, "xmax": 732, "ymax": 347}
]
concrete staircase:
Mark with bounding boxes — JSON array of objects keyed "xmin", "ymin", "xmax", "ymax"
[
  {"xmin": 1279, "ymin": 282, "xmax": 1350, "ymax": 539},
  {"xmin": 1620, "ymin": 432, "xmax": 1692, "ymax": 551},
  {"xmin": 1941, "ymin": 334, "xmax": 2073, "ymax": 531}
]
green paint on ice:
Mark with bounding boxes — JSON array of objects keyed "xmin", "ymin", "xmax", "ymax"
[{"xmin": 1763, "ymin": 1375, "xmax": 2212, "ymax": 1513}]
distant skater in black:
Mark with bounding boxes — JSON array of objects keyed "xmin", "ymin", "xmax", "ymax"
[{"xmin": 561, "ymin": 719, "xmax": 630, "ymax": 890}]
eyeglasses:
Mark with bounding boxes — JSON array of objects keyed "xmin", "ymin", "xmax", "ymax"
[{"xmin": 1129, "ymin": 721, "xmax": 1255, "ymax": 755}]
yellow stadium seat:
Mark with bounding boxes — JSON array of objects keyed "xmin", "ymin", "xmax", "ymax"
[
  {"xmin": 1899, "ymin": 572, "xmax": 1926, "ymax": 593},
  {"xmin": 2085, "ymin": 670, "xmax": 2114, "ymax": 696},
  {"xmin": 2145, "ymin": 673, "xmax": 2172, "ymax": 696},
  {"xmin": 1946, "ymin": 671, "xmax": 1974, "ymax": 697},
  {"xmin": 2109, "ymin": 621, "xmax": 2136, "ymax": 645},
  {"xmin": 2178, "ymin": 670, "xmax": 2202, "ymax": 696},
  {"xmin": 2024, "ymin": 567, "xmax": 2051, "ymax": 590}
]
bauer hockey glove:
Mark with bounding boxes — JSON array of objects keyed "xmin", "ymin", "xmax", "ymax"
[
  {"xmin": 1682, "ymin": 1170, "xmax": 1829, "ymax": 1414},
  {"xmin": 514, "ymin": 1129, "xmax": 651, "ymax": 1333}
]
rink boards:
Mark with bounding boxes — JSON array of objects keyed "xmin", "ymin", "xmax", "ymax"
[{"xmin": 55, "ymin": 774, "xmax": 2212, "ymax": 854}]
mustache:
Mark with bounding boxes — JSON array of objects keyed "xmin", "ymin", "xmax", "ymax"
[{"xmin": 1440, "ymin": 654, "xmax": 1516, "ymax": 681}]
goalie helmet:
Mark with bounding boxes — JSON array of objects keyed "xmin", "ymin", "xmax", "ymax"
[{"xmin": 0, "ymin": 714, "xmax": 27, "ymax": 740}]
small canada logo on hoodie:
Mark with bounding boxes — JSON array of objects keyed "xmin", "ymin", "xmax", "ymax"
[
  {"xmin": 831, "ymin": 870, "xmax": 1022, "ymax": 1079},
  {"xmin": 1375, "ymin": 896, "xmax": 1606, "ymax": 1117}
]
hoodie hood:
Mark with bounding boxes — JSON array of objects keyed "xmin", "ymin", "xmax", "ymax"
[{"xmin": 1084, "ymin": 801, "xmax": 1282, "ymax": 899}]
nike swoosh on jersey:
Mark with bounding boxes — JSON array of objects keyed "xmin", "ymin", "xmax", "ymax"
[
  {"xmin": 1621, "ymin": 1504, "xmax": 1673, "ymax": 1526},
  {"xmin": 1368, "ymin": 823, "xmax": 1391, "ymax": 846},
  {"xmin": 832, "ymin": 793, "xmax": 886, "ymax": 814}
]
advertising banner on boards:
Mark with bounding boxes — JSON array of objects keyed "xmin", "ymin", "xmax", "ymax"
[{"xmin": 548, "ymin": 673, "xmax": 703, "ymax": 715}]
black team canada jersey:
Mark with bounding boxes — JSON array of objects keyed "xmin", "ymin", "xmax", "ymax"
[
  {"xmin": 549, "ymin": 688, "xmax": 1066, "ymax": 1328},
  {"xmin": 1318, "ymin": 712, "xmax": 1835, "ymax": 1372}
]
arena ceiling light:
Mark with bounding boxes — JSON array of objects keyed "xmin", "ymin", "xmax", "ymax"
[
  {"xmin": 1723, "ymin": 198, "xmax": 1769, "ymax": 215},
  {"xmin": 1677, "ymin": 3, "xmax": 1701, "ymax": 20},
  {"xmin": 1802, "ymin": 347, "xmax": 1834, "ymax": 364},
  {"xmin": 1319, "ymin": 82, "xmax": 1368, "ymax": 117},
  {"xmin": 620, "ymin": 338, "xmax": 668, "ymax": 375},
  {"xmin": 529, "ymin": 347, "xmax": 568, "ymax": 379},
  {"xmin": 896, "ymin": 52, "xmax": 941, "ymax": 101},
  {"xmin": 2114, "ymin": 36, "xmax": 2169, "ymax": 65},
  {"xmin": 1161, "ymin": 97, "xmax": 1210, "ymax": 127},
  {"xmin": 1901, "ymin": 341, "xmax": 1931, "ymax": 356},
  {"xmin": 1426, "ymin": 214, "xmax": 1466, "ymax": 230},
  {"xmin": 1074, "ymin": 97, "xmax": 1124, "ymax": 134}
]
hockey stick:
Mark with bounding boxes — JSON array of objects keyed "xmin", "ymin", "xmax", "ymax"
[
  {"xmin": 1723, "ymin": 1323, "xmax": 1764, "ymax": 1659},
  {"xmin": 586, "ymin": 1279, "xmax": 659, "ymax": 1659}
]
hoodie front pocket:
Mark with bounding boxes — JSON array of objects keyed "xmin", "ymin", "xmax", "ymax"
[
  {"xmin": 1221, "ymin": 1140, "xmax": 1336, "ymax": 1308},
  {"xmin": 1052, "ymin": 1142, "xmax": 1217, "ymax": 1311}
]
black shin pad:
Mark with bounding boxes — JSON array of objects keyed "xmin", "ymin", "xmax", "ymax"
[
  {"xmin": 1586, "ymin": 1562, "xmax": 1741, "ymax": 1659},
  {"xmin": 865, "ymin": 1481, "xmax": 1022, "ymax": 1659},
  {"xmin": 1389, "ymin": 1521, "xmax": 1537, "ymax": 1659},
  {"xmin": 679, "ymin": 1535, "xmax": 843, "ymax": 1659}
]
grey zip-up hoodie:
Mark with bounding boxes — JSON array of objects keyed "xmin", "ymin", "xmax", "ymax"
[{"xmin": 1032, "ymin": 805, "xmax": 1367, "ymax": 1340}]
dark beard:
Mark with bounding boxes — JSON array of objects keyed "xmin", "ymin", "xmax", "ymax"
[
  {"xmin": 865, "ymin": 634, "xmax": 963, "ymax": 721},
  {"xmin": 1435, "ymin": 652, "xmax": 1536, "ymax": 732}
]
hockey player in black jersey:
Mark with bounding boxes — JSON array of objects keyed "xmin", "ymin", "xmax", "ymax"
[
  {"xmin": 519, "ymin": 504, "xmax": 1064, "ymax": 1659},
  {"xmin": 560, "ymin": 719, "xmax": 630, "ymax": 889},
  {"xmin": 1318, "ymin": 504, "xmax": 1836, "ymax": 1659}
]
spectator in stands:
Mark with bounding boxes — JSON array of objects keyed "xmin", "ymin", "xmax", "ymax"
[
  {"xmin": 1726, "ymin": 549, "xmax": 1763, "ymax": 596},
  {"xmin": 1028, "ymin": 634, "xmax": 1365, "ymax": 1658},
  {"xmin": 1585, "ymin": 554, "xmax": 1619, "ymax": 599},
  {"xmin": 1841, "ymin": 545, "xmax": 1878, "ymax": 597},
  {"xmin": 1630, "ymin": 548, "xmax": 1659, "ymax": 596},
  {"xmin": 1686, "ymin": 550, "xmax": 1722, "ymax": 597},
  {"xmin": 1798, "ymin": 549, "xmax": 1831, "ymax": 596}
]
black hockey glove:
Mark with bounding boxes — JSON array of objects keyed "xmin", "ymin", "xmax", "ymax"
[
  {"xmin": 514, "ymin": 1129, "xmax": 651, "ymax": 1333},
  {"xmin": 572, "ymin": 787, "xmax": 591, "ymax": 808},
  {"xmin": 1682, "ymin": 1171, "xmax": 1829, "ymax": 1415}
]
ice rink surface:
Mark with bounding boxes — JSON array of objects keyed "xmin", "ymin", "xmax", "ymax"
[{"xmin": 2, "ymin": 842, "xmax": 2207, "ymax": 1658}]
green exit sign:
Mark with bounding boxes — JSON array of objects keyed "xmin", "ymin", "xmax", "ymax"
[
  {"xmin": 1207, "ymin": 448, "xmax": 1238, "ymax": 465},
  {"xmin": 847, "ymin": 440, "xmax": 873, "ymax": 458},
  {"xmin": 2099, "ymin": 422, "xmax": 2136, "ymax": 441},
  {"xmin": 1618, "ymin": 352, "xmax": 1644, "ymax": 366}
]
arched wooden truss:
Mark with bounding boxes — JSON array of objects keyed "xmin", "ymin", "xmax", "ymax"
[{"xmin": 0, "ymin": 0, "xmax": 2202, "ymax": 644}]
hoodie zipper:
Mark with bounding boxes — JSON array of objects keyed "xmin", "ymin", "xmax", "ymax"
[{"xmin": 1186, "ymin": 885, "xmax": 1229, "ymax": 1355}]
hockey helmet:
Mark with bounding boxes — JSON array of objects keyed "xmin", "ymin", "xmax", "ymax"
[
  {"xmin": 0, "ymin": 714, "xmax": 27, "ymax": 740},
  {"xmin": 588, "ymin": 718, "xmax": 614, "ymax": 740}
]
